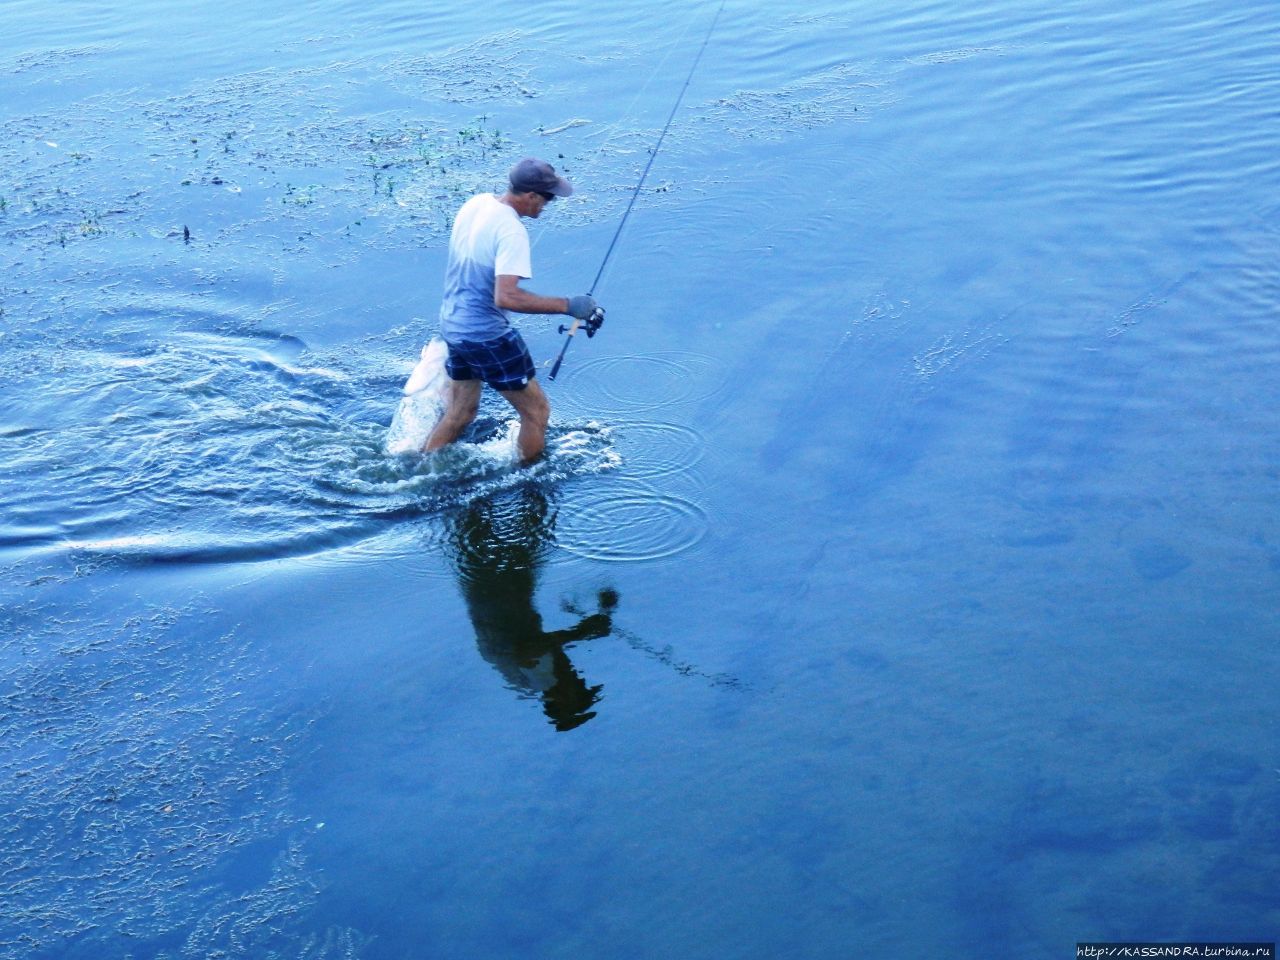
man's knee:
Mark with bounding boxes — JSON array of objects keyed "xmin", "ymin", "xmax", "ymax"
[{"xmin": 505, "ymin": 382, "xmax": 549, "ymax": 426}]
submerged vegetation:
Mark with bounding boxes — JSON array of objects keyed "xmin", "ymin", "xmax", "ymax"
[
  {"xmin": 363, "ymin": 114, "xmax": 510, "ymax": 210},
  {"xmin": 0, "ymin": 107, "xmax": 524, "ymax": 270}
]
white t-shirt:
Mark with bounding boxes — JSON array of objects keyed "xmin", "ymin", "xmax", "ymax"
[{"xmin": 438, "ymin": 193, "xmax": 532, "ymax": 343}]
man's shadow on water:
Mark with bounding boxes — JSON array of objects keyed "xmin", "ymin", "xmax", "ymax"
[{"xmin": 447, "ymin": 484, "xmax": 617, "ymax": 732}]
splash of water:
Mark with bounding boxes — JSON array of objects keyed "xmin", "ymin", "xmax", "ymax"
[{"xmin": 0, "ymin": 320, "xmax": 619, "ymax": 567}]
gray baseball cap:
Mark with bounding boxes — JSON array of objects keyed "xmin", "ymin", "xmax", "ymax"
[{"xmin": 509, "ymin": 157, "xmax": 574, "ymax": 197}]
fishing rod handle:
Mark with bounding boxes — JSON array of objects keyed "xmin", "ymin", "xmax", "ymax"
[{"xmin": 548, "ymin": 319, "xmax": 579, "ymax": 380}]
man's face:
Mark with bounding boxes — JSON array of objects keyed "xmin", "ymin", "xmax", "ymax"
[{"xmin": 530, "ymin": 191, "xmax": 554, "ymax": 218}]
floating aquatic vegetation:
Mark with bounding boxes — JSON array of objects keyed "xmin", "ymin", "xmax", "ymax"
[
  {"xmin": 157, "ymin": 841, "xmax": 371, "ymax": 959},
  {"xmin": 3, "ymin": 18, "xmax": 911, "ymax": 296},
  {"xmin": 0, "ymin": 58, "xmax": 571, "ymax": 289},
  {"xmin": 1, "ymin": 43, "xmax": 120, "ymax": 76},
  {"xmin": 386, "ymin": 31, "xmax": 540, "ymax": 104},
  {"xmin": 0, "ymin": 584, "xmax": 323, "ymax": 956},
  {"xmin": 699, "ymin": 61, "xmax": 895, "ymax": 140},
  {"xmin": 907, "ymin": 45, "xmax": 1012, "ymax": 66},
  {"xmin": 697, "ymin": 41, "xmax": 1018, "ymax": 142},
  {"xmin": 537, "ymin": 118, "xmax": 592, "ymax": 136},
  {"xmin": 912, "ymin": 325, "xmax": 1007, "ymax": 387}
]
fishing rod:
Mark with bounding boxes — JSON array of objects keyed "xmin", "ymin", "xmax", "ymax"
[{"xmin": 548, "ymin": 0, "xmax": 728, "ymax": 381}]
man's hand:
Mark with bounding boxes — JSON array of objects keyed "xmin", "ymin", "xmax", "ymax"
[{"xmin": 566, "ymin": 294, "xmax": 598, "ymax": 319}]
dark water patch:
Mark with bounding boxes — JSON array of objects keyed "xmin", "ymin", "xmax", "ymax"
[
  {"xmin": 838, "ymin": 645, "xmax": 896, "ymax": 675},
  {"xmin": 998, "ymin": 527, "xmax": 1075, "ymax": 549},
  {"xmin": 1163, "ymin": 750, "xmax": 1262, "ymax": 796},
  {"xmin": 1201, "ymin": 857, "xmax": 1280, "ymax": 913},
  {"xmin": 1251, "ymin": 533, "xmax": 1280, "ymax": 572},
  {"xmin": 1200, "ymin": 799, "xmax": 1280, "ymax": 913},
  {"xmin": 1171, "ymin": 792, "xmax": 1238, "ymax": 842},
  {"xmin": 0, "ymin": 424, "xmax": 42, "ymax": 440},
  {"xmin": 1001, "ymin": 341, "xmax": 1145, "ymax": 505},
  {"xmin": 1010, "ymin": 774, "xmax": 1164, "ymax": 855},
  {"xmin": 748, "ymin": 297, "xmax": 942, "ymax": 499},
  {"xmin": 0, "ymin": 521, "xmax": 63, "ymax": 549},
  {"xmin": 1127, "ymin": 540, "xmax": 1193, "ymax": 582},
  {"xmin": 1179, "ymin": 754, "xmax": 1280, "ymax": 913}
]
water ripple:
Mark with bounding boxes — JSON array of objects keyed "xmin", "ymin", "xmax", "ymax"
[
  {"xmin": 0, "ymin": 321, "xmax": 619, "ymax": 567},
  {"xmin": 554, "ymin": 479, "xmax": 707, "ymax": 563},
  {"xmin": 611, "ymin": 420, "xmax": 704, "ymax": 479},
  {"xmin": 556, "ymin": 351, "xmax": 727, "ymax": 416}
]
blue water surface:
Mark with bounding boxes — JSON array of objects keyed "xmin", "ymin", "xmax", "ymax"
[{"xmin": 1, "ymin": 0, "xmax": 1277, "ymax": 957}]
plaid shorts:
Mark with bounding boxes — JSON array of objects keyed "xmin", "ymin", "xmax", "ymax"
[{"xmin": 444, "ymin": 328, "xmax": 537, "ymax": 391}]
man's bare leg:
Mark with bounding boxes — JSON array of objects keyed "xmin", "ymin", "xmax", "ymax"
[
  {"xmin": 498, "ymin": 378, "xmax": 551, "ymax": 464},
  {"xmin": 422, "ymin": 379, "xmax": 481, "ymax": 452}
]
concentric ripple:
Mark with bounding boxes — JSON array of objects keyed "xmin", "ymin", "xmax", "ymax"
[
  {"xmin": 554, "ymin": 479, "xmax": 708, "ymax": 562},
  {"xmin": 611, "ymin": 420, "xmax": 705, "ymax": 479},
  {"xmin": 556, "ymin": 352, "xmax": 727, "ymax": 416}
]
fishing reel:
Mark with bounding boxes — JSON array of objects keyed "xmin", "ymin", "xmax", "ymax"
[{"xmin": 559, "ymin": 306, "xmax": 606, "ymax": 339}]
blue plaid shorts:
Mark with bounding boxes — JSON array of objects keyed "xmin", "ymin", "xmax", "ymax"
[{"xmin": 444, "ymin": 328, "xmax": 537, "ymax": 391}]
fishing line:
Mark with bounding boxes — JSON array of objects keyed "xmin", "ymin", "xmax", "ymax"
[
  {"xmin": 530, "ymin": 10, "xmax": 701, "ymax": 260},
  {"xmin": 549, "ymin": 0, "xmax": 728, "ymax": 380},
  {"xmin": 525, "ymin": 7, "xmax": 697, "ymax": 290}
]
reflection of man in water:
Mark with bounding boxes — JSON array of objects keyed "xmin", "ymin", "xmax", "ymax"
[{"xmin": 450, "ymin": 486, "xmax": 616, "ymax": 732}]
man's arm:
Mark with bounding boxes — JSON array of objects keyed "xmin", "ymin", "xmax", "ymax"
[{"xmin": 495, "ymin": 274, "xmax": 568, "ymax": 315}]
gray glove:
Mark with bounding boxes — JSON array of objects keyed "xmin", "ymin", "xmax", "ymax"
[{"xmin": 566, "ymin": 294, "xmax": 598, "ymax": 320}]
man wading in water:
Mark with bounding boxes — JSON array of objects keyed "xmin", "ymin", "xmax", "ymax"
[{"xmin": 423, "ymin": 157, "xmax": 601, "ymax": 463}]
